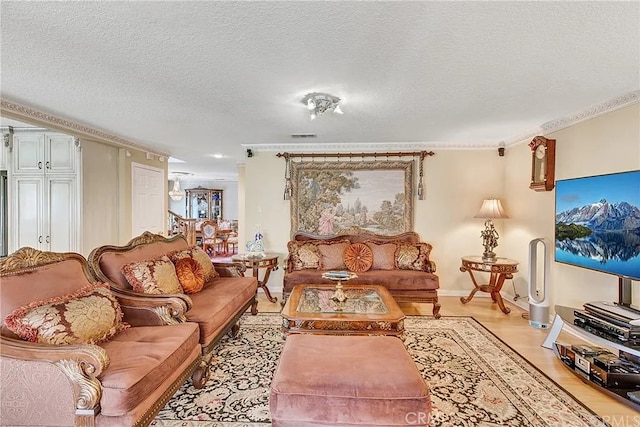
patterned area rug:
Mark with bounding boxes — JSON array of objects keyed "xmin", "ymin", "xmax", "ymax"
[{"xmin": 152, "ymin": 314, "xmax": 603, "ymax": 427}]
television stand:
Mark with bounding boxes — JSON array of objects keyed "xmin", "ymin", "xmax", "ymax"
[
  {"xmin": 617, "ymin": 276, "xmax": 639, "ymax": 311},
  {"xmin": 542, "ymin": 305, "xmax": 640, "ymax": 410}
]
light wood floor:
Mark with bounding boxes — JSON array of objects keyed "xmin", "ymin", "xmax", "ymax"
[{"xmin": 255, "ymin": 293, "xmax": 639, "ymax": 422}]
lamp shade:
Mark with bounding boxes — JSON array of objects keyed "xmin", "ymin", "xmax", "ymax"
[{"xmin": 474, "ymin": 199, "xmax": 508, "ymax": 219}]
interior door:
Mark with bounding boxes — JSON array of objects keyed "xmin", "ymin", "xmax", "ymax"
[{"xmin": 131, "ymin": 162, "xmax": 164, "ymax": 237}]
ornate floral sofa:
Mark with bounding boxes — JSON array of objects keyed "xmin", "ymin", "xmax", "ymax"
[
  {"xmin": 88, "ymin": 232, "xmax": 258, "ymax": 386},
  {"xmin": 0, "ymin": 248, "xmax": 202, "ymax": 426},
  {"xmin": 283, "ymin": 228, "xmax": 441, "ymax": 318}
]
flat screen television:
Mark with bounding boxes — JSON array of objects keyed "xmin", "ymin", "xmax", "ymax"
[{"xmin": 555, "ymin": 170, "xmax": 640, "ymax": 290}]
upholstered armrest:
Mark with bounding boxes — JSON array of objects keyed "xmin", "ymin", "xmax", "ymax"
[
  {"xmin": 1, "ymin": 336, "xmax": 109, "ymax": 375},
  {"xmin": 111, "ymin": 289, "xmax": 192, "ymax": 326},
  {"xmin": 213, "ymin": 261, "xmax": 247, "ymax": 277},
  {"xmin": 428, "ymin": 260, "xmax": 437, "ymax": 273},
  {"xmin": 1, "ymin": 336, "xmax": 108, "ymax": 416}
]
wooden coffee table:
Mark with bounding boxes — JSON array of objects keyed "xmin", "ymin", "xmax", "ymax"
[{"xmin": 281, "ymin": 284, "xmax": 405, "ymax": 338}]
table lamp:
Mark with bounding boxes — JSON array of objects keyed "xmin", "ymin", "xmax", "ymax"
[{"xmin": 474, "ymin": 198, "xmax": 508, "ymax": 262}]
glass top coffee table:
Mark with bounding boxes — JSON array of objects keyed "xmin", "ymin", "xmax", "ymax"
[{"xmin": 281, "ymin": 284, "xmax": 405, "ymax": 338}]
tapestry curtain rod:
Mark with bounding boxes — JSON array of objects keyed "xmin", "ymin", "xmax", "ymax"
[{"xmin": 276, "ymin": 150, "xmax": 435, "ymax": 160}]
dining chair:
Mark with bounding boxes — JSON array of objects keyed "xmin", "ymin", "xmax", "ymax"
[{"xmin": 201, "ymin": 220, "xmax": 224, "ymax": 256}]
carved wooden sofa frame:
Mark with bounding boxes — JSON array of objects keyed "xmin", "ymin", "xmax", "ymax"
[
  {"xmin": 0, "ymin": 248, "xmax": 203, "ymax": 427},
  {"xmin": 283, "ymin": 228, "xmax": 441, "ymax": 319},
  {"xmin": 87, "ymin": 232, "xmax": 259, "ymax": 386}
]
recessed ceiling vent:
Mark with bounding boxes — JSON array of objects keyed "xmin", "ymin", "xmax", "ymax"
[{"xmin": 291, "ymin": 133, "xmax": 317, "ymax": 139}]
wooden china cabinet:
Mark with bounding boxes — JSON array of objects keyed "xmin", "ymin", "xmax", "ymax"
[{"xmin": 186, "ymin": 187, "xmax": 223, "ymax": 219}]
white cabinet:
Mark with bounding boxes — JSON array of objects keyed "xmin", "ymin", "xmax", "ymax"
[
  {"xmin": 12, "ymin": 133, "xmax": 76, "ymax": 175},
  {"xmin": 11, "ymin": 173, "xmax": 78, "ymax": 252},
  {"xmin": 9, "ymin": 131, "xmax": 80, "ymax": 253}
]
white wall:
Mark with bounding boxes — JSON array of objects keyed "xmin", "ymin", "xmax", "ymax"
[
  {"xmin": 244, "ymin": 103, "xmax": 640, "ymax": 305},
  {"xmin": 81, "ymin": 139, "xmax": 119, "ymax": 255},
  {"xmin": 503, "ymin": 103, "xmax": 640, "ymax": 310}
]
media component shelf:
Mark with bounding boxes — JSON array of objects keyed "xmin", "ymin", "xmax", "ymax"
[{"xmin": 543, "ymin": 305, "xmax": 640, "ymax": 409}]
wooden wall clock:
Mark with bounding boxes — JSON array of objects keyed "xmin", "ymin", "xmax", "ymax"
[{"xmin": 529, "ymin": 136, "xmax": 556, "ymax": 191}]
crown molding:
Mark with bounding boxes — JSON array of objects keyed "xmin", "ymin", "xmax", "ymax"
[
  {"xmin": 0, "ymin": 98, "xmax": 169, "ymax": 157},
  {"xmin": 541, "ymin": 91, "xmax": 639, "ymax": 135}
]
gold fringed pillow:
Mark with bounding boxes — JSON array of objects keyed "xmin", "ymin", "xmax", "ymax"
[
  {"xmin": 121, "ymin": 255, "xmax": 183, "ymax": 294},
  {"xmin": 175, "ymin": 257, "xmax": 205, "ymax": 294},
  {"xmin": 343, "ymin": 243, "xmax": 373, "ymax": 273},
  {"xmin": 168, "ymin": 246, "xmax": 219, "ymax": 283},
  {"xmin": 395, "ymin": 243, "xmax": 433, "ymax": 272},
  {"xmin": 287, "ymin": 241, "xmax": 321, "ymax": 270},
  {"xmin": 5, "ymin": 283, "xmax": 129, "ymax": 345}
]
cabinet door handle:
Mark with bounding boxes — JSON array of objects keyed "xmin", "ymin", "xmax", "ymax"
[
  {"xmin": 38, "ymin": 236, "xmax": 43, "ymax": 243},
  {"xmin": 45, "ymin": 161, "xmax": 50, "ymax": 169},
  {"xmin": 46, "ymin": 236, "xmax": 50, "ymax": 243},
  {"xmin": 38, "ymin": 161, "xmax": 42, "ymax": 169}
]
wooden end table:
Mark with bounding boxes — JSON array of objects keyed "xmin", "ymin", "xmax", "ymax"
[
  {"xmin": 281, "ymin": 284, "xmax": 405, "ymax": 338},
  {"xmin": 459, "ymin": 256, "xmax": 518, "ymax": 314},
  {"xmin": 231, "ymin": 253, "xmax": 278, "ymax": 303}
]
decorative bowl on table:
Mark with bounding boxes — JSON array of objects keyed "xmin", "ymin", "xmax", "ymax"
[{"xmin": 321, "ymin": 271, "xmax": 358, "ymax": 310}]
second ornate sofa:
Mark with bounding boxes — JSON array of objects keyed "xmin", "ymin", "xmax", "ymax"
[
  {"xmin": 88, "ymin": 232, "xmax": 258, "ymax": 386},
  {"xmin": 283, "ymin": 228, "xmax": 441, "ymax": 318}
]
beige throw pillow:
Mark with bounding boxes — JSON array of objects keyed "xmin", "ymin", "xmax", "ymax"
[
  {"xmin": 317, "ymin": 240, "xmax": 350, "ymax": 270},
  {"xmin": 365, "ymin": 241, "xmax": 398, "ymax": 270}
]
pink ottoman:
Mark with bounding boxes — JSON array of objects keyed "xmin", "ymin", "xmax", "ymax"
[{"xmin": 270, "ymin": 334, "xmax": 431, "ymax": 427}]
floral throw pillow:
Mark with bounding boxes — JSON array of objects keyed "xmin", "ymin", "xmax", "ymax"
[
  {"xmin": 287, "ymin": 241, "xmax": 321, "ymax": 270},
  {"xmin": 395, "ymin": 243, "xmax": 434, "ymax": 272},
  {"xmin": 365, "ymin": 241, "xmax": 398, "ymax": 270},
  {"xmin": 5, "ymin": 283, "xmax": 129, "ymax": 345},
  {"xmin": 168, "ymin": 246, "xmax": 219, "ymax": 283},
  {"xmin": 317, "ymin": 240, "xmax": 350, "ymax": 270},
  {"xmin": 121, "ymin": 255, "xmax": 183, "ymax": 294}
]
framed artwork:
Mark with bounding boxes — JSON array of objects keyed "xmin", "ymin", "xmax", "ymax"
[{"xmin": 290, "ymin": 160, "xmax": 414, "ymax": 236}]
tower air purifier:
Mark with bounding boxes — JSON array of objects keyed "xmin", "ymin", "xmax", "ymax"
[{"xmin": 528, "ymin": 238, "xmax": 550, "ymax": 329}]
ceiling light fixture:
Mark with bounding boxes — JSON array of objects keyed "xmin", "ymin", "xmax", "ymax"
[
  {"xmin": 169, "ymin": 179, "xmax": 184, "ymax": 201},
  {"xmin": 168, "ymin": 172, "xmax": 192, "ymax": 201},
  {"xmin": 301, "ymin": 92, "xmax": 343, "ymax": 120}
]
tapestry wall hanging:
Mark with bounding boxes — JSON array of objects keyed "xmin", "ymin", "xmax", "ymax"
[{"xmin": 290, "ymin": 160, "xmax": 413, "ymax": 236}]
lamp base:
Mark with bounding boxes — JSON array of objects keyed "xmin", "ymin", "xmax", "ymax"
[{"xmin": 482, "ymin": 252, "xmax": 497, "ymax": 263}]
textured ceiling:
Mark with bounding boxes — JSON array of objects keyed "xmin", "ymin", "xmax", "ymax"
[{"xmin": 1, "ymin": 1, "xmax": 638, "ymax": 180}]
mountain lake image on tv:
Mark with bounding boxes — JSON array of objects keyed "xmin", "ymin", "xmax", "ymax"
[{"xmin": 555, "ymin": 170, "xmax": 640, "ymax": 280}]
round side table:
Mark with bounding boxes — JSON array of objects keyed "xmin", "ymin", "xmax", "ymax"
[
  {"xmin": 459, "ymin": 256, "xmax": 518, "ymax": 314},
  {"xmin": 232, "ymin": 253, "xmax": 279, "ymax": 303}
]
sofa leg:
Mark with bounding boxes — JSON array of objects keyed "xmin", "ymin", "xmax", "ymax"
[
  {"xmin": 432, "ymin": 301, "xmax": 442, "ymax": 319},
  {"xmin": 229, "ymin": 323, "xmax": 240, "ymax": 338},
  {"xmin": 250, "ymin": 297, "xmax": 258, "ymax": 315},
  {"xmin": 192, "ymin": 358, "xmax": 211, "ymax": 389}
]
